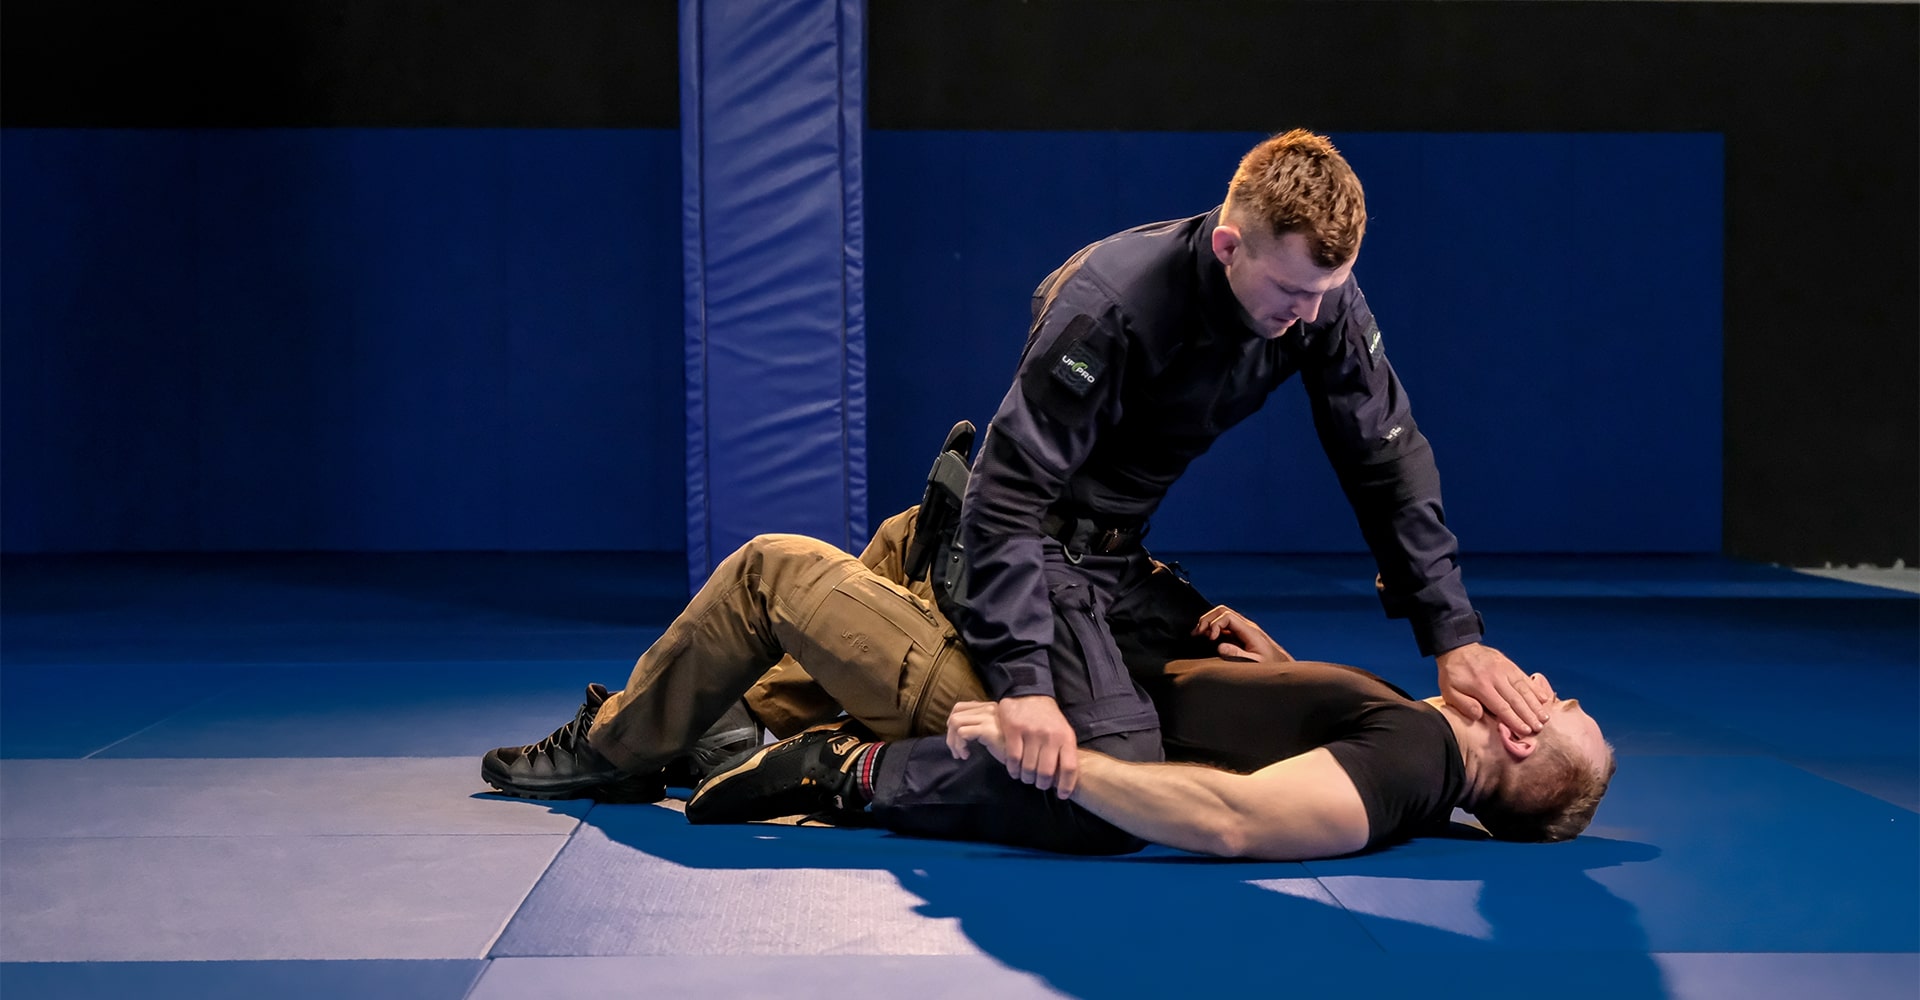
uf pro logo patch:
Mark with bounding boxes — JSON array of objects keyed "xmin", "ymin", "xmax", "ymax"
[
  {"xmin": 1022, "ymin": 314, "xmax": 1107, "ymax": 421},
  {"xmin": 1051, "ymin": 336, "xmax": 1106, "ymax": 396}
]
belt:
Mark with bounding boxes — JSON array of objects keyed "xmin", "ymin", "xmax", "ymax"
[{"xmin": 1041, "ymin": 511, "xmax": 1148, "ymax": 558}]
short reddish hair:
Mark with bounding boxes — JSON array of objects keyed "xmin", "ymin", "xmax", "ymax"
[
  {"xmin": 1224, "ymin": 129, "xmax": 1368, "ymax": 268},
  {"xmin": 1474, "ymin": 729, "xmax": 1617, "ymax": 843}
]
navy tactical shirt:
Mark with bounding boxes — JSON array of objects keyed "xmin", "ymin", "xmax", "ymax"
[{"xmin": 960, "ymin": 207, "xmax": 1484, "ymax": 701}]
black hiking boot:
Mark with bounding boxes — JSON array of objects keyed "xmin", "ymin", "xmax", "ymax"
[
  {"xmin": 480, "ymin": 684, "xmax": 666, "ymax": 803},
  {"xmin": 662, "ymin": 698, "xmax": 765, "ymax": 789}
]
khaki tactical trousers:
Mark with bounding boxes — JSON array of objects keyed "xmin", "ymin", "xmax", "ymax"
[{"xmin": 588, "ymin": 509, "xmax": 987, "ymax": 772}]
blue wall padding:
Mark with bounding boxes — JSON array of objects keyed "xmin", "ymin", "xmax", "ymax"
[
  {"xmin": 680, "ymin": 0, "xmax": 867, "ymax": 587},
  {"xmin": 4, "ymin": 128, "xmax": 1717, "ymax": 557},
  {"xmin": 1, "ymin": 128, "xmax": 685, "ymax": 552},
  {"xmin": 865, "ymin": 131, "xmax": 1723, "ymax": 553}
]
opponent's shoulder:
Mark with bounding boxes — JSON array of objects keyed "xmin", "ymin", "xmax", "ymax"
[{"xmin": 1320, "ymin": 698, "xmax": 1462, "ymax": 849}]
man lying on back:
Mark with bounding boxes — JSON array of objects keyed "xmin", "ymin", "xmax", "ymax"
[
  {"xmin": 481, "ymin": 488, "xmax": 1615, "ymax": 858},
  {"xmin": 688, "ymin": 606, "xmax": 1616, "ymax": 857},
  {"xmin": 942, "ymin": 606, "xmax": 1615, "ymax": 857}
]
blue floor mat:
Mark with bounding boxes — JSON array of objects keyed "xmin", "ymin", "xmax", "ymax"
[
  {"xmin": 1, "ymin": 552, "xmax": 1913, "ymax": 998},
  {"xmin": 1303, "ymin": 756, "xmax": 1916, "ymax": 953},
  {"xmin": 0, "ymin": 960, "xmax": 485, "ymax": 1000},
  {"xmin": 0, "ymin": 663, "xmax": 256, "ymax": 757},
  {"xmin": 86, "ymin": 660, "xmax": 649, "ymax": 759}
]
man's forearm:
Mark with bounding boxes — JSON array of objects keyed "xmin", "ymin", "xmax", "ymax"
[
  {"xmin": 957, "ymin": 431, "xmax": 1067, "ymax": 700},
  {"xmin": 1335, "ymin": 438, "xmax": 1482, "ymax": 655},
  {"xmin": 1068, "ymin": 753, "xmax": 1249, "ymax": 857}
]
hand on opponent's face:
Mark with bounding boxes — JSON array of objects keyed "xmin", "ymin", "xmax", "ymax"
[{"xmin": 1438, "ymin": 643, "xmax": 1549, "ymax": 735}]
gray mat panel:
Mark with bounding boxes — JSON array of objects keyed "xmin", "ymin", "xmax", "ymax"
[
  {"xmin": 0, "ymin": 758, "xmax": 586, "ymax": 837},
  {"xmin": 470, "ymin": 956, "xmax": 1070, "ymax": 999},
  {"xmin": 1, "ymin": 834, "xmax": 568, "ymax": 961}
]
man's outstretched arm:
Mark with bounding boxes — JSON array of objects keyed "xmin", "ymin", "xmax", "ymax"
[
  {"xmin": 947, "ymin": 702, "xmax": 1370, "ymax": 861},
  {"xmin": 1074, "ymin": 750, "xmax": 1370, "ymax": 861}
]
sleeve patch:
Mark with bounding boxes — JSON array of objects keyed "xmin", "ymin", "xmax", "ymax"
[
  {"xmin": 1050, "ymin": 333, "xmax": 1107, "ymax": 396},
  {"xmin": 1019, "ymin": 313, "xmax": 1112, "ymax": 425},
  {"xmin": 1364, "ymin": 320, "xmax": 1383, "ymax": 368}
]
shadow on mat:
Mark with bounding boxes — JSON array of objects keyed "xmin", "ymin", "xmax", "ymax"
[{"xmin": 586, "ymin": 803, "xmax": 1668, "ymax": 1000}]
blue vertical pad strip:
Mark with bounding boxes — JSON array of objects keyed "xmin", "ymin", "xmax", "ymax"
[{"xmin": 681, "ymin": 0, "xmax": 867, "ymax": 588}]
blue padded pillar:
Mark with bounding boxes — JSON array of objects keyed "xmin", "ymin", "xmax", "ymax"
[{"xmin": 682, "ymin": 0, "xmax": 867, "ymax": 588}]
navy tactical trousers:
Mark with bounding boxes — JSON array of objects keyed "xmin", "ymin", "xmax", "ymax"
[{"xmin": 868, "ymin": 543, "xmax": 1217, "ymax": 855}]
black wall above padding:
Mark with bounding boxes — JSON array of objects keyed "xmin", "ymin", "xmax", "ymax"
[
  {"xmin": 871, "ymin": 0, "xmax": 1919, "ymax": 566},
  {"xmin": 871, "ymin": 1, "xmax": 1903, "ymax": 134},
  {"xmin": 1, "ymin": 0, "xmax": 679, "ymax": 127}
]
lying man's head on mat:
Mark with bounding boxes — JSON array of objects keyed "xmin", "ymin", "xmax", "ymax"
[{"xmin": 1435, "ymin": 687, "xmax": 1614, "ymax": 842}]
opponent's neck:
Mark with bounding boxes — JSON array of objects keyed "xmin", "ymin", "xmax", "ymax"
[{"xmin": 1426, "ymin": 697, "xmax": 1498, "ymax": 809}]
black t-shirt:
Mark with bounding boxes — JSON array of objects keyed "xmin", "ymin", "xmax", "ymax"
[{"xmin": 1154, "ymin": 659, "xmax": 1467, "ymax": 849}]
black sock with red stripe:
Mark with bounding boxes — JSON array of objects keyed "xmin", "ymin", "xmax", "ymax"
[{"xmin": 848, "ymin": 741, "xmax": 885, "ymax": 803}]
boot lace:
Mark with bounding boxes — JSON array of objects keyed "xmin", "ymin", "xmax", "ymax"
[{"xmin": 524, "ymin": 699, "xmax": 596, "ymax": 759}]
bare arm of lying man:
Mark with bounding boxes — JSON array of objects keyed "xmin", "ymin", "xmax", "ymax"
[{"xmin": 945, "ymin": 700, "xmax": 1369, "ymax": 860}]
